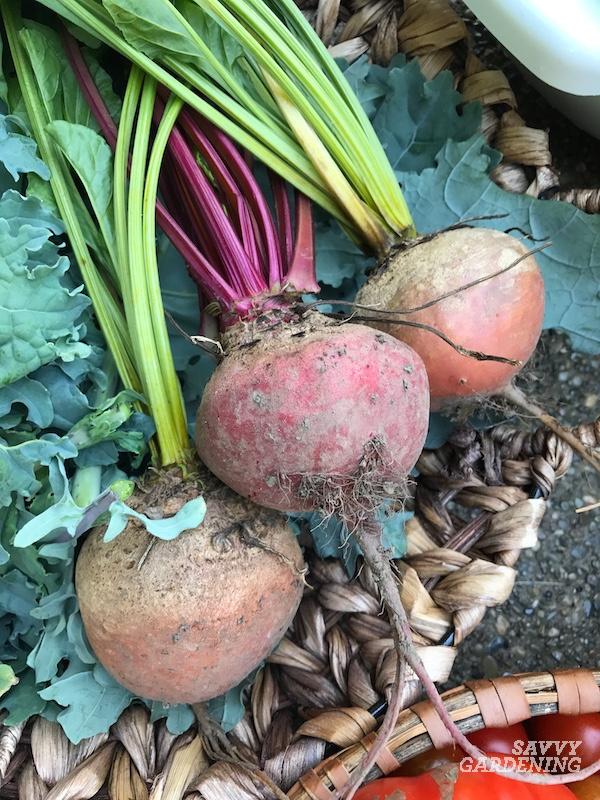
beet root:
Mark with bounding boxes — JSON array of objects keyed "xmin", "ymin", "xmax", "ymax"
[
  {"xmin": 75, "ymin": 469, "xmax": 304, "ymax": 704},
  {"xmin": 356, "ymin": 227, "xmax": 544, "ymax": 410},
  {"xmin": 195, "ymin": 312, "xmax": 430, "ymax": 513}
]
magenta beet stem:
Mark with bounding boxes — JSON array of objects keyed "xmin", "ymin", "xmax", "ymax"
[
  {"xmin": 61, "ymin": 29, "xmax": 240, "ymax": 305},
  {"xmin": 179, "ymin": 110, "xmax": 284, "ymax": 291},
  {"xmin": 286, "ymin": 192, "xmax": 319, "ymax": 294}
]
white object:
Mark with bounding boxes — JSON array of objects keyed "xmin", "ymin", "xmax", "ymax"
[{"xmin": 464, "ymin": 0, "xmax": 600, "ymax": 138}]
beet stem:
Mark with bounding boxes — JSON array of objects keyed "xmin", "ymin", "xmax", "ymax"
[
  {"xmin": 61, "ymin": 26, "xmax": 118, "ymax": 148},
  {"xmin": 270, "ymin": 172, "xmax": 294, "ymax": 267},
  {"xmin": 179, "ymin": 111, "xmax": 285, "ymax": 291},
  {"xmin": 166, "ymin": 124, "xmax": 267, "ymax": 298},
  {"xmin": 285, "ymin": 191, "xmax": 320, "ymax": 294},
  {"xmin": 62, "ymin": 29, "xmax": 240, "ymax": 304}
]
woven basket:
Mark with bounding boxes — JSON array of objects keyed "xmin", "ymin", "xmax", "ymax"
[
  {"xmin": 290, "ymin": 667, "xmax": 600, "ymax": 799},
  {"xmin": 297, "ymin": 0, "xmax": 600, "ymax": 212},
  {"xmin": 0, "ymin": 422, "xmax": 578, "ymax": 799}
]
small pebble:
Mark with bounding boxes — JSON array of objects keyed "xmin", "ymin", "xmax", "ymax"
[{"xmin": 495, "ymin": 615, "xmax": 509, "ymax": 636}]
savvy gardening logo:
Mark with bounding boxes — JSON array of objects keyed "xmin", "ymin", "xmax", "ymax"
[{"xmin": 460, "ymin": 739, "xmax": 583, "ymax": 774}]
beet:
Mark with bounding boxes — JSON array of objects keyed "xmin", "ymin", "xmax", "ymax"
[
  {"xmin": 195, "ymin": 312, "xmax": 430, "ymax": 512},
  {"xmin": 76, "ymin": 469, "xmax": 304, "ymax": 703},
  {"xmin": 356, "ymin": 227, "xmax": 545, "ymax": 410}
]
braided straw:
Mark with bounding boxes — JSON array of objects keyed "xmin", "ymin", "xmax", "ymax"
[
  {"xmin": 289, "ymin": 668, "xmax": 600, "ymax": 798},
  {"xmin": 297, "ymin": 0, "xmax": 600, "ymax": 209},
  {"xmin": 0, "ymin": 421, "xmax": 580, "ymax": 799}
]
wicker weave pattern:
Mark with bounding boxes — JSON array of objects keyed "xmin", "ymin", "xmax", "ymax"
[
  {"xmin": 289, "ymin": 669, "xmax": 600, "ymax": 799},
  {"xmin": 0, "ymin": 424, "xmax": 575, "ymax": 799}
]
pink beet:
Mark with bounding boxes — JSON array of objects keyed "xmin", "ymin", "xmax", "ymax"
[{"xmin": 196, "ymin": 313, "xmax": 429, "ymax": 511}]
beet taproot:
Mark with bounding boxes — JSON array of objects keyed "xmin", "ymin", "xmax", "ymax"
[
  {"xmin": 76, "ymin": 470, "xmax": 304, "ymax": 704},
  {"xmin": 356, "ymin": 228, "xmax": 545, "ymax": 410}
]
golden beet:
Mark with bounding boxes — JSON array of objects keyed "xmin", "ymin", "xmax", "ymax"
[
  {"xmin": 357, "ymin": 228, "xmax": 544, "ymax": 410},
  {"xmin": 75, "ymin": 470, "xmax": 304, "ymax": 703}
]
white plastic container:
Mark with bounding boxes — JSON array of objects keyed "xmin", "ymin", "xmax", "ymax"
[{"xmin": 464, "ymin": 0, "xmax": 600, "ymax": 138}]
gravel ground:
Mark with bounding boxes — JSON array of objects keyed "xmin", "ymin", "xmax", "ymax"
[
  {"xmin": 452, "ymin": 332, "xmax": 600, "ymax": 682},
  {"xmin": 450, "ymin": 6, "xmax": 600, "ymax": 683}
]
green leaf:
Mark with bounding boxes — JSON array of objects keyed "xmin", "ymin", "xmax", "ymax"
[
  {"xmin": 0, "ymin": 664, "xmax": 18, "ymax": 697},
  {"xmin": 0, "ymin": 114, "xmax": 50, "ymax": 181},
  {"xmin": 47, "ymin": 121, "xmax": 118, "ymax": 265},
  {"xmin": 0, "ymin": 189, "xmax": 63, "ymax": 235},
  {"xmin": 0, "ymin": 435, "xmax": 77, "ymax": 508},
  {"xmin": 0, "ymin": 206, "xmax": 91, "ymax": 385},
  {"xmin": 399, "ymin": 135, "xmax": 600, "ymax": 353},
  {"xmin": 315, "ymin": 215, "xmax": 371, "ymax": 288},
  {"xmin": 292, "ymin": 506, "xmax": 410, "ymax": 576},
  {"xmin": 347, "ymin": 57, "xmax": 481, "ymax": 173},
  {"xmin": 2, "ymin": 669, "xmax": 46, "ymax": 724},
  {"xmin": 14, "ymin": 461, "xmax": 87, "ymax": 547},
  {"xmin": 104, "ymin": 496, "xmax": 207, "ymax": 542},
  {"xmin": 181, "ymin": 0, "xmax": 247, "ymax": 83},
  {"xmin": 39, "ymin": 664, "xmax": 133, "ymax": 743},
  {"xmin": 0, "ymin": 377, "xmax": 53, "ymax": 428},
  {"xmin": 104, "ymin": 0, "xmax": 200, "ymax": 60},
  {"xmin": 425, "ymin": 413, "xmax": 455, "ymax": 450},
  {"xmin": 206, "ymin": 669, "xmax": 259, "ymax": 732},
  {"xmin": 67, "ymin": 390, "xmax": 145, "ymax": 452},
  {"xmin": 0, "ymin": 37, "xmax": 7, "ymax": 105},
  {"xmin": 166, "ymin": 704, "xmax": 195, "ymax": 734}
]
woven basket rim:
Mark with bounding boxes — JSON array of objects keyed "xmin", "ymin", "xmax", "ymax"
[{"xmin": 289, "ymin": 667, "xmax": 600, "ymax": 798}]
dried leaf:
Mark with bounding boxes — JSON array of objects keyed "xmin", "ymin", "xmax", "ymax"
[
  {"xmin": 461, "ymin": 70, "xmax": 516, "ymax": 108},
  {"xmin": 149, "ymin": 735, "xmax": 207, "ymax": 800},
  {"xmin": 315, "ymin": 0, "xmax": 340, "ymax": 45},
  {"xmin": 347, "ymin": 656, "xmax": 379, "ymax": 709},
  {"xmin": 112, "ymin": 704, "xmax": 156, "ymax": 780},
  {"xmin": 31, "ymin": 717, "xmax": 73, "ymax": 785},
  {"xmin": 69, "ymin": 732, "xmax": 110, "ymax": 774},
  {"xmin": 328, "ymin": 37, "xmax": 369, "ymax": 61},
  {"xmin": 155, "ymin": 721, "xmax": 180, "ymax": 774},
  {"xmin": 109, "ymin": 746, "xmax": 149, "ymax": 800},
  {"xmin": 431, "ymin": 560, "xmax": 516, "ymax": 611},
  {"xmin": 397, "ymin": 0, "xmax": 466, "ymax": 55},
  {"xmin": 0, "ymin": 721, "xmax": 25, "ymax": 782},
  {"xmin": 340, "ymin": 0, "xmax": 394, "ymax": 41},
  {"xmin": 18, "ymin": 759, "xmax": 49, "ymax": 800},
  {"xmin": 194, "ymin": 761, "xmax": 279, "ymax": 800},
  {"xmin": 494, "ymin": 125, "xmax": 551, "ymax": 166},
  {"xmin": 295, "ymin": 707, "xmax": 376, "ymax": 746},
  {"xmin": 251, "ymin": 666, "xmax": 280, "ymax": 742},
  {"xmin": 45, "ymin": 741, "xmax": 117, "ymax": 800}
]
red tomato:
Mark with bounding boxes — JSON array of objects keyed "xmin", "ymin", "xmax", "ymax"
[
  {"xmin": 526, "ymin": 714, "xmax": 600, "ymax": 771},
  {"xmin": 354, "ymin": 772, "xmax": 446, "ymax": 800},
  {"xmin": 355, "ymin": 755, "xmax": 578, "ymax": 799},
  {"xmin": 468, "ymin": 722, "xmax": 530, "ymax": 756},
  {"xmin": 455, "ymin": 754, "xmax": 578, "ymax": 799}
]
